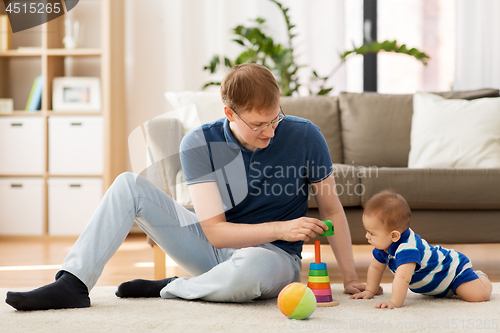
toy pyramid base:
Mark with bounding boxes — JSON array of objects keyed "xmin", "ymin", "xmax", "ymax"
[{"xmin": 317, "ymin": 299, "xmax": 340, "ymax": 307}]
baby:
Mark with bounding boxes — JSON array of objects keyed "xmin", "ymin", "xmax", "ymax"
[{"xmin": 351, "ymin": 190, "xmax": 492, "ymax": 309}]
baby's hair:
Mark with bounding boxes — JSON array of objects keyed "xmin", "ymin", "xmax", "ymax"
[
  {"xmin": 364, "ymin": 189, "xmax": 411, "ymax": 232},
  {"xmin": 221, "ymin": 63, "xmax": 280, "ymax": 115}
]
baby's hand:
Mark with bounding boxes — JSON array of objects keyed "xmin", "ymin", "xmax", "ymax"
[
  {"xmin": 350, "ymin": 290, "xmax": 375, "ymax": 300},
  {"xmin": 375, "ymin": 301, "xmax": 399, "ymax": 309}
]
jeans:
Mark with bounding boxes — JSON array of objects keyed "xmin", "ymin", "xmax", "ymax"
[{"xmin": 60, "ymin": 172, "xmax": 301, "ymax": 302}]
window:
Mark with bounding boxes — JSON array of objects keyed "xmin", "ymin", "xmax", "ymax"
[{"xmin": 344, "ymin": 0, "xmax": 457, "ymax": 93}]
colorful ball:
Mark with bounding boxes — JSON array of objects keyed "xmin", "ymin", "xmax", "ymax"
[{"xmin": 277, "ymin": 283, "xmax": 317, "ymax": 319}]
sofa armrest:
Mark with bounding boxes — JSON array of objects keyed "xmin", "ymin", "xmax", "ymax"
[{"xmin": 143, "ymin": 115, "xmax": 184, "ymax": 198}]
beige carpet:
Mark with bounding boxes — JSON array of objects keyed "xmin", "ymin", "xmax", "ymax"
[{"xmin": 1, "ymin": 283, "xmax": 499, "ymax": 333}]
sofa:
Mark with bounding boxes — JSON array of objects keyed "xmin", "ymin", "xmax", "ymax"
[{"xmin": 143, "ymin": 88, "xmax": 500, "ymax": 246}]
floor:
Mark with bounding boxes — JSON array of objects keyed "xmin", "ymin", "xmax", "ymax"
[{"xmin": 1, "ymin": 234, "xmax": 499, "ymax": 288}]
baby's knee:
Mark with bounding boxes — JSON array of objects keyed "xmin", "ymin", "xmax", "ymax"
[
  {"xmin": 457, "ymin": 279, "xmax": 492, "ymax": 302},
  {"xmin": 465, "ymin": 289, "xmax": 491, "ymax": 302}
]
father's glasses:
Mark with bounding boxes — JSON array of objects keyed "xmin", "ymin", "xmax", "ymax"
[{"xmin": 232, "ymin": 106, "xmax": 286, "ymax": 132}]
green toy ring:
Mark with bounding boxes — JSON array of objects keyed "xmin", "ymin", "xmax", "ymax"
[{"xmin": 320, "ymin": 220, "xmax": 334, "ymax": 237}]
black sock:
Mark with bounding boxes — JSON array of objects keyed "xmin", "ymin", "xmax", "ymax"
[
  {"xmin": 5, "ymin": 271, "xmax": 90, "ymax": 311},
  {"xmin": 115, "ymin": 276, "xmax": 178, "ymax": 298}
]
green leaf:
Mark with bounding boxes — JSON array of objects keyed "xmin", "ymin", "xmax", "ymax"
[
  {"xmin": 232, "ymin": 39, "xmax": 245, "ymax": 47},
  {"xmin": 255, "ymin": 17, "xmax": 266, "ymax": 25},
  {"xmin": 369, "ymin": 41, "xmax": 381, "ymax": 52},
  {"xmin": 419, "ymin": 52, "xmax": 430, "ymax": 59},
  {"xmin": 341, "ymin": 40, "xmax": 429, "ymax": 65},
  {"xmin": 202, "ymin": 55, "xmax": 221, "ymax": 74},
  {"xmin": 381, "ymin": 40, "xmax": 392, "ymax": 49},
  {"xmin": 356, "ymin": 45, "xmax": 368, "ymax": 55},
  {"xmin": 234, "ymin": 25, "xmax": 244, "ymax": 35},
  {"xmin": 318, "ymin": 88, "xmax": 333, "ymax": 95},
  {"xmin": 340, "ymin": 50, "xmax": 355, "ymax": 59},
  {"xmin": 408, "ymin": 48, "xmax": 419, "ymax": 56},
  {"xmin": 398, "ymin": 44, "xmax": 408, "ymax": 52},
  {"xmin": 202, "ymin": 82, "xmax": 222, "ymax": 90}
]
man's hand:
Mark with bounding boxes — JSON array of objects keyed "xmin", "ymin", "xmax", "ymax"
[
  {"xmin": 375, "ymin": 301, "xmax": 399, "ymax": 309},
  {"xmin": 344, "ymin": 281, "xmax": 365, "ymax": 294},
  {"xmin": 279, "ymin": 217, "xmax": 327, "ymax": 242},
  {"xmin": 344, "ymin": 281, "xmax": 383, "ymax": 295},
  {"xmin": 350, "ymin": 290, "xmax": 375, "ymax": 300}
]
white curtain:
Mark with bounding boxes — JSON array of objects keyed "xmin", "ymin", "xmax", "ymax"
[
  {"xmin": 455, "ymin": 0, "xmax": 500, "ymax": 90},
  {"xmin": 124, "ymin": 0, "xmax": 346, "ymax": 141}
]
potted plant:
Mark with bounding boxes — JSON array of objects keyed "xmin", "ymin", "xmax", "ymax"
[{"xmin": 203, "ymin": 0, "xmax": 429, "ymax": 96}]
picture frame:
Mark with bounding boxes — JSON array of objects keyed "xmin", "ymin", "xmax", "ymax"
[
  {"xmin": 0, "ymin": 98, "xmax": 14, "ymax": 114},
  {"xmin": 52, "ymin": 77, "xmax": 102, "ymax": 111}
]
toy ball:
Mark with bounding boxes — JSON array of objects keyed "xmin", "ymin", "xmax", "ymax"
[{"xmin": 277, "ymin": 282, "xmax": 317, "ymax": 319}]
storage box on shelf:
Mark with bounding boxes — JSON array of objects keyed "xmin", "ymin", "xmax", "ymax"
[
  {"xmin": 48, "ymin": 177, "xmax": 103, "ymax": 236},
  {"xmin": 0, "ymin": 178, "xmax": 44, "ymax": 236},
  {"xmin": 0, "ymin": 0, "xmax": 126, "ymax": 238},
  {"xmin": 48, "ymin": 116, "xmax": 104, "ymax": 175},
  {"xmin": 0, "ymin": 116, "xmax": 45, "ymax": 174}
]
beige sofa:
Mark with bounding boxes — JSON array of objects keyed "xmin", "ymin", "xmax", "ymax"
[
  {"xmin": 145, "ymin": 89, "xmax": 500, "ymax": 247},
  {"xmin": 280, "ymin": 89, "xmax": 500, "ymax": 244}
]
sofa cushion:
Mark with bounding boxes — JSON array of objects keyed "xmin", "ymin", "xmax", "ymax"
[
  {"xmin": 359, "ymin": 167, "xmax": 500, "ymax": 209},
  {"xmin": 280, "ymin": 96, "xmax": 342, "ymax": 163},
  {"xmin": 339, "ymin": 92, "xmax": 413, "ymax": 167},
  {"xmin": 409, "ymin": 93, "xmax": 500, "ymax": 168},
  {"xmin": 338, "ymin": 89, "xmax": 500, "ymax": 167},
  {"xmin": 308, "ymin": 164, "xmax": 361, "ymax": 208},
  {"xmin": 332, "ymin": 164, "xmax": 362, "ymax": 207}
]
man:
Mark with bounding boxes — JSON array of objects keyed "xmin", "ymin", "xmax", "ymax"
[{"xmin": 6, "ymin": 63, "xmax": 365, "ymax": 310}]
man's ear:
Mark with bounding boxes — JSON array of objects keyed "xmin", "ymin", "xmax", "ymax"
[
  {"xmin": 224, "ymin": 105, "xmax": 235, "ymax": 121},
  {"xmin": 391, "ymin": 230, "xmax": 401, "ymax": 242}
]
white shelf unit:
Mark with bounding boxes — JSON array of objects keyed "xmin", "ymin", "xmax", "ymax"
[{"xmin": 0, "ymin": 0, "xmax": 126, "ymax": 237}]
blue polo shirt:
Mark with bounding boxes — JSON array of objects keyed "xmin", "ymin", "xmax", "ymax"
[{"xmin": 179, "ymin": 116, "xmax": 333, "ymax": 256}]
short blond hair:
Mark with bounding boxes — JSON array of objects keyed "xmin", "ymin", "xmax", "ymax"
[
  {"xmin": 364, "ymin": 190, "xmax": 411, "ymax": 232},
  {"xmin": 220, "ymin": 63, "xmax": 280, "ymax": 114}
]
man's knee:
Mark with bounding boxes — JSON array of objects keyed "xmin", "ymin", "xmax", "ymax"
[
  {"xmin": 229, "ymin": 247, "xmax": 295, "ymax": 299},
  {"xmin": 114, "ymin": 172, "xmax": 136, "ymax": 187},
  {"xmin": 225, "ymin": 248, "xmax": 269, "ymax": 284},
  {"xmin": 229, "ymin": 247, "xmax": 289, "ymax": 284},
  {"xmin": 113, "ymin": 172, "xmax": 157, "ymax": 191}
]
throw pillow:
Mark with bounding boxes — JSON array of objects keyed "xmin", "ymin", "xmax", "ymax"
[
  {"xmin": 339, "ymin": 92, "xmax": 414, "ymax": 167},
  {"xmin": 408, "ymin": 92, "xmax": 500, "ymax": 168},
  {"xmin": 164, "ymin": 91, "xmax": 225, "ymax": 134}
]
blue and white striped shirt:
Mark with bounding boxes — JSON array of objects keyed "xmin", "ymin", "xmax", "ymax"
[{"xmin": 373, "ymin": 228, "xmax": 473, "ymax": 297}]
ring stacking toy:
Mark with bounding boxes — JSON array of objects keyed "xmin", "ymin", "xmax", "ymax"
[{"xmin": 307, "ymin": 220, "xmax": 339, "ymax": 307}]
